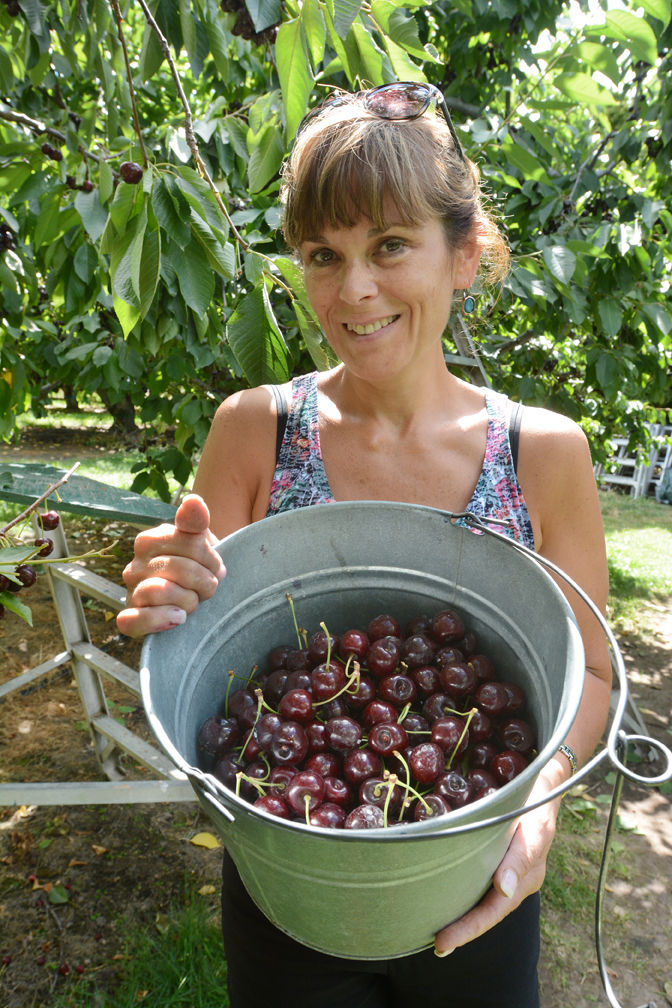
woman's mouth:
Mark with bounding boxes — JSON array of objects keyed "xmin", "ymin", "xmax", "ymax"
[{"xmin": 344, "ymin": 314, "xmax": 399, "ymax": 335}]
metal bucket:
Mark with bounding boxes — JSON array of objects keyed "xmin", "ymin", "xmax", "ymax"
[{"xmin": 140, "ymin": 501, "xmax": 585, "ymax": 960}]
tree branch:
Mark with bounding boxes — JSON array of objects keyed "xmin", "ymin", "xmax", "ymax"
[
  {"xmin": 0, "ymin": 107, "xmax": 101, "ymax": 162},
  {"xmin": 109, "ymin": 0, "xmax": 149, "ymax": 167}
]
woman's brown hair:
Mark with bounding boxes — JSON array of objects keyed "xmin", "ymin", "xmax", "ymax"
[{"xmin": 281, "ymin": 101, "xmax": 509, "ymax": 285}]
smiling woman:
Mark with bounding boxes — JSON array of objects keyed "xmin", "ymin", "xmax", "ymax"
[{"xmin": 116, "ymin": 83, "xmax": 612, "ymax": 1008}]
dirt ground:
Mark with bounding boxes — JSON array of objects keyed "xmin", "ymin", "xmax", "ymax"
[{"xmin": 0, "ymin": 485, "xmax": 671, "ymax": 1007}]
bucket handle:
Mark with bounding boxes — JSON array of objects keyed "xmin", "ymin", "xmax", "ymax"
[{"xmin": 454, "ymin": 511, "xmax": 671, "ymax": 1008}]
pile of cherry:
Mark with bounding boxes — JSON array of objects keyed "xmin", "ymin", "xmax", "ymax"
[{"xmin": 196, "ymin": 605, "xmax": 537, "ymax": 829}]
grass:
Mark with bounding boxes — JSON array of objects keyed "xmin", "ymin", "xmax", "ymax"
[
  {"xmin": 599, "ymin": 489, "xmax": 672, "ymax": 631},
  {"xmin": 50, "ymin": 899, "xmax": 229, "ymax": 1008}
]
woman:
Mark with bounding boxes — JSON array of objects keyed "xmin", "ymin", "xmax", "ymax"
[{"xmin": 118, "ymin": 83, "xmax": 611, "ymax": 1008}]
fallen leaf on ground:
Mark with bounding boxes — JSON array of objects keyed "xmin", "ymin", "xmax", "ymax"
[{"xmin": 189, "ymin": 831, "xmax": 220, "ymax": 849}]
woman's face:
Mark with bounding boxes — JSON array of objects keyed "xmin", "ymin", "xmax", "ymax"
[{"xmin": 300, "ymin": 203, "xmax": 479, "ymax": 384}]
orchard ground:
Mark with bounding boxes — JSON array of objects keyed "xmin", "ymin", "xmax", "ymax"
[{"xmin": 0, "ymin": 430, "xmax": 671, "ymax": 1007}]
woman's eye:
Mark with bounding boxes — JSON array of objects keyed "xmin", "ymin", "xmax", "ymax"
[
  {"xmin": 379, "ymin": 237, "xmax": 405, "ymax": 255},
  {"xmin": 310, "ymin": 247, "xmax": 335, "ymax": 265}
]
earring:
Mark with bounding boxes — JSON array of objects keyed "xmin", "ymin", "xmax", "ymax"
[{"xmin": 462, "ymin": 293, "xmax": 476, "ymax": 314}]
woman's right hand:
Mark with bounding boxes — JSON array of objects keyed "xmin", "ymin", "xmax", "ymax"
[{"xmin": 116, "ymin": 493, "xmax": 226, "ymax": 639}]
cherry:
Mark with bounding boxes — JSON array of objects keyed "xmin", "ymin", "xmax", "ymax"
[
  {"xmin": 431, "ymin": 715, "xmax": 469, "ymax": 758},
  {"xmin": 466, "ymin": 767, "xmax": 499, "ymax": 792},
  {"xmin": 500, "ymin": 718, "xmax": 536, "ymax": 753},
  {"xmin": 119, "ymin": 161, "xmax": 143, "ymax": 184},
  {"xmin": 470, "ymin": 741, "xmax": 499, "ymax": 769},
  {"xmin": 306, "ymin": 721, "xmax": 328, "ymax": 754},
  {"xmin": 267, "ymin": 644, "xmax": 293, "ymax": 671},
  {"xmin": 323, "ymin": 775, "xmax": 353, "ymax": 807},
  {"xmin": 16, "ymin": 564, "xmax": 37, "ymax": 588},
  {"xmin": 304, "ymin": 752, "xmax": 341, "ymax": 778},
  {"xmin": 344, "ymin": 673, "xmax": 376, "ymax": 711},
  {"xmin": 261, "ymin": 669, "xmax": 288, "ymax": 706},
  {"xmin": 343, "ymin": 748, "xmax": 382, "ymax": 786},
  {"xmin": 359, "ymin": 776, "xmax": 403, "ymax": 812},
  {"xmin": 421, "ymin": 692, "xmax": 456, "ymax": 723},
  {"xmin": 361, "ymin": 699, "xmax": 397, "ymax": 730},
  {"xmin": 405, "ymin": 613, "xmax": 432, "ymax": 636},
  {"xmin": 38, "ymin": 510, "xmax": 60, "ymax": 530},
  {"xmin": 399, "ymin": 711, "xmax": 430, "ymax": 735},
  {"xmin": 308, "ymin": 629, "xmax": 339, "ymax": 665},
  {"xmin": 253, "ymin": 712, "xmax": 283, "ymax": 751},
  {"xmin": 438, "ymin": 662, "xmax": 478, "ymax": 698},
  {"xmin": 434, "ymin": 771, "xmax": 474, "ymax": 808},
  {"xmin": 377, "ymin": 673, "xmax": 416, "ymax": 708},
  {"xmin": 414, "ymin": 793, "xmax": 451, "ymax": 821},
  {"xmin": 469, "ymin": 709, "xmax": 494, "ymax": 743},
  {"xmin": 34, "ymin": 537, "xmax": 54, "ymax": 557},
  {"xmin": 310, "ymin": 662, "xmax": 346, "ymax": 702},
  {"xmin": 474, "ymin": 680, "xmax": 508, "ymax": 716},
  {"xmin": 197, "ymin": 716, "xmax": 240, "ymax": 756},
  {"xmin": 286, "ymin": 649, "xmax": 311, "ymax": 672},
  {"xmin": 367, "ymin": 613, "xmax": 401, "ymax": 640},
  {"xmin": 491, "ymin": 750, "xmax": 529, "ymax": 785},
  {"xmin": 284, "ymin": 670, "xmax": 311, "ymax": 691},
  {"xmin": 467, "ymin": 654, "xmax": 496, "ymax": 682},
  {"xmin": 268, "ymin": 766, "xmax": 295, "ymax": 790},
  {"xmin": 408, "ymin": 742, "xmax": 445, "ymax": 784},
  {"xmin": 310, "ymin": 803, "xmax": 346, "ymax": 828},
  {"xmin": 368, "ymin": 721, "xmax": 408, "ymax": 757},
  {"xmin": 319, "ymin": 697, "xmax": 350, "ymax": 719},
  {"xmin": 212, "ymin": 752, "xmax": 245, "ymax": 789},
  {"xmin": 338, "ymin": 628, "xmax": 370, "ymax": 661},
  {"xmin": 286, "ymin": 771, "xmax": 325, "ymax": 816},
  {"xmin": 254, "ymin": 793, "xmax": 290, "ymax": 818},
  {"xmin": 430, "ymin": 608, "xmax": 465, "ymax": 643},
  {"xmin": 324, "ymin": 716, "xmax": 362, "ymax": 754},
  {"xmin": 270, "ymin": 721, "xmax": 309, "ymax": 765},
  {"xmin": 411, "ymin": 664, "xmax": 441, "ymax": 697},
  {"xmin": 239, "ymin": 729, "xmax": 263, "ymax": 762},
  {"xmin": 400, "ymin": 633, "xmax": 435, "ymax": 669},
  {"xmin": 228, "ymin": 689, "xmax": 258, "ymax": 729},
  {"xmin": 278, "ymin": 688, "xmax": 314, "ymax": 724},
  {"xmin": 345, "ymin": 804, "xmax": 385, "ymax": 829},
  {"xmin": 501, "ymin": 681, "xmax": 527, "ymax": 714},
  {"xmin": 365, "ymin": 636, "xmax": 402, "ymax": 677}
]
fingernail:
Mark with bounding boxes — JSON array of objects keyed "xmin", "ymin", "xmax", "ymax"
[
  {"xmin": 501, "ymin": 869, "xmax": 517, "ymax": 897},
  {"xmin": 167, "ymin": 607, "xmax": 187, "ymax": 626},
  {"xmin": 434, "ymin": 946, "xmax": 454, "ymax": 958}
]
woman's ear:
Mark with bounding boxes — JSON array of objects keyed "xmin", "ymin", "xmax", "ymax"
[{"xmin": 453, "ymin": 237, "xmax": 484, "ymax": 290}]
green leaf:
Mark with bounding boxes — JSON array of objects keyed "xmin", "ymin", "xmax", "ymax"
[
  {"xmin": 98, "ymin": 159, "xmax": 114, "ymax": 205},
  {"xmin": 500, "ymin": 136, "xmax": 550, "ymax": 181},
  {"xmin": 246, "ymin": 0, "xmax": 282, "ymax": 32},
  {"xmin": 190, "ymin": 213, "xmax": 235, "ymax": 277},
  {"xmin": 640, "ymin": 302, "xmax": 672, "ymax": 337},
  {"xmin": 351, "ymin": 20, "xmax": 386, "ymax": 83},
  {"xmin": 329, "ymin": 0, "xmax": 361, "ymax": 38},
  {"xmin": 0, "ymin": 46, "xmax": 14, "ymax": 93},
  {"xmin": 276, "ymin": 19, "xmax": 314, "ymax": 140},
  {"xmin": 542, "ymin": 246, "xmax": 576, "ymax": 284},
  {"xmin": 226, "ymin": 284, "xmax": 290, "ymax": 385},
  {"xmin": 554, "ymin": 73, "xmax": 617, "ymax": 108},
  {"xmin": 113, "ymin": 297, "xmax": 141, "ymax": 338},
  {"xmin": 637, "ymin": 0, "xmax": 671, "ymax": 28},
  {"xmin": 293, "ymin": 300, "xmax": 334, "ymax": 371},
  {"xmin": 247, "ymin": 122, "xmax": 285, "ymax": 193},
  {"xmin": 137, "ymin": 226, "xmax": 161, "ymax": 320},
  {"xmin": 585, "ymin": 11, "xmax": 658, "ymax": 65},
  {"xmin": 152, "ymin": 178, "xmax": 190, "ymax": 248},
  {"xmin": 598, "ymin": 299, "xmax": 623, "ymax": 338},
  {"xmin": 170, "ymin": 238, "xmax": 215, "ymax": 317},
  {"xmin": 0, "ymin": 590, "xmax": 33, "ymax": 626},
  {"xmin": 73, "ymin": 242, "xmax": 99, "ymax": 284},
  {"xmin": 300, "ymin": 0, "xmax": 326, "ymax": 68},
  {"xmin": 74, "ymin": 189, "xmax": 108, "ymax": 242},
  {"xmin": 47, "ymin": 884, "xmax": 70, "ymax": 905}
]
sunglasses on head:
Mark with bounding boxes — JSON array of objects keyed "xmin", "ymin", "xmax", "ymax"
[{"xmin": 296, "ymin": 81, "xmax": 467, "ymax": 164}]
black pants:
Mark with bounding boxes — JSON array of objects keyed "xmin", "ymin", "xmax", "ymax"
[{"xmin": 221, "ymin": 852, "xmax": 540, "ymax": 1008}]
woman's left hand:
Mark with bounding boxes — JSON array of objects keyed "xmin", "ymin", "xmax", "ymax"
[{"xmin": 433, "ymin": 773, "xmax": 562, "ymax": 957}]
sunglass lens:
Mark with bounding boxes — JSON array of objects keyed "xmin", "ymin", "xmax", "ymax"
[{"xmin": 365, "ymin": 83, "xmax": 431, "ymax": 119}]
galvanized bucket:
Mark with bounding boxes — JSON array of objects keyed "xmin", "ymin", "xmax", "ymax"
[{"xmin": 140, "ymin": 501, "xmax": 585, "ymax": 960}]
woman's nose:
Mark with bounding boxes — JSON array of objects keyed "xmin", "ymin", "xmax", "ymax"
[{"xmin": 338, "ymin": 260, "xmax": 377, "ymax": 303}]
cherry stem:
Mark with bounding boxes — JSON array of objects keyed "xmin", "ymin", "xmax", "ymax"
[
  {"xmin": 319, "ymin": 621, "xmax": 332, "ymax": 671},
  {"xmin": 390, "ymin": 752, "xmax": 431, "ymax": 816},
  {"xmin": 445, "ymin": 707, "xmax": 477, "ymax": 771},
  {"xmin": 285, "ymin": 592, "xmax": 304, "ymax": 650},
  {"xmin": 312, "ymin": 659, "xmax": 360, "ymax": 708},
  {"xmin": 382, "ymin": 774, "xmax": 398, "ymax": 828},
  {"xmin": 223, "ymin": 670, "xmax": 236, "ymax": 718},
  {"xmin": 304, "ymin": 793, "xmax": 312, "ymax": 825}
]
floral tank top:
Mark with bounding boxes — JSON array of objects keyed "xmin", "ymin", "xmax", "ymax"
[{"xmin": 266, "ymin": 372, "xmax": 535, "ymax": 549}]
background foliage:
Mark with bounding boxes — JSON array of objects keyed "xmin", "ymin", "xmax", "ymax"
[{"xmin": 0, "ymin": 0, "xmax": 670, "ymax": 496}]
